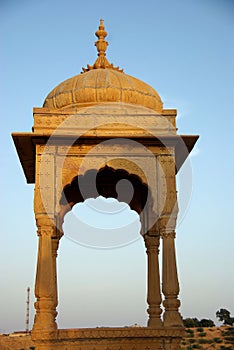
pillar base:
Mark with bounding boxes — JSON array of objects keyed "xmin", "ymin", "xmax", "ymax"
[
  {"xmin": 31, "ymin": 329, "xmax": 58, "ymax": 341},
  {"xmin": 163, "ymin": 311, "xmax": 184, "ymax": 328},
  {"xmin": 147, "ymin": 316, "xmax": 163, "ymax": 327},
  {"xmin": 163, "ymin": 297, "xmax": 183, "ymax": 327}
]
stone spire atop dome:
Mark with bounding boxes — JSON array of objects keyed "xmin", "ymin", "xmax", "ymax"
[{"xmin": 82, "ymin": 19, "xmax": 123, "ymax": 73}]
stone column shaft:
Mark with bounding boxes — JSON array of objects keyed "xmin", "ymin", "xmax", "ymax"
[
  {"xmin": 52, "ymin": 238, "xmax": 59, "ymax": 312},
  {"xmin": 32, "ymin": 217, "xmax": 58, "ymax": 336},
  {"xmin": 162, "ymin": 231, "xmax": 183, "ymax": 327},
  {"xmin": 144, "ymin": 234, "xmax": 162, "ymax": 327}
]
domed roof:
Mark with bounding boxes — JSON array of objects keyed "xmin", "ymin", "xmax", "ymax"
[
  {"xmin": 43, "ymin": 20, "xmax": 163, "ymax": 113},
  {"xmin": 43, "ymin": 68, "xmax": 163, "ymax": 112}
]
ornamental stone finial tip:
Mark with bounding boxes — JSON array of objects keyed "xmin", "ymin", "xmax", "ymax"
[
  {"xmin": 95, "ymin": 18, "xmax": 108, "ymax": 57},
  {"xmin": 82, "ymin": 20, "xmax": 123, "ymax": 73}
]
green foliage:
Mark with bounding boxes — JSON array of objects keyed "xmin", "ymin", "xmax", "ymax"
[
  {"xmin": 185, "ymin": 346, "xmax": 194, "ymax": 350},
  {"xmin": 189, "ymin": 339, "xmax": 195, "ymax": 344},
  {"xmin": 222, "ymin": 327, "xmax": 234, "ymax": 336},
  {"xmin": 182, "ymin": 318, "xmax": 234, "ymax": 350},
  {"xmin": 224, "ymin": 336, "xmax": 234, "ymax": 343},
  {"xmin": 213, "ymin": 337, "xmax": 222, "ymax": 343},
  {"xmin": 198, "ymin": 338, "xmax": 212, "ymax": 344},
  {"xmin": 216, "ymin": 309, "xmax": 234, "ymax": 325},
  {"xmin": 183, "ymin": 318, "xmax": 200, "ymax": 328},
  {"xmin": 197, "ymin": 327, "xmax": 203, "ymax": 332},
  {"xmin": 199, "ymin": 332, "xmax": 206, "ymax": 337},
  {"xmin": 200, "ymin": 318, "xmax": 215, "ymax": 327},
  {"xmin": 183, "ymin": 317, "xmax": 215, "ymax": 328},
  {"xmin": 186, "ymin": 329, "xmax": 194, "ymax": 337}
]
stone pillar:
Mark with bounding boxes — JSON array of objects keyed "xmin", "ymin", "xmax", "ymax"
[
  {"xmin": 52, "ymin": 237, "xmax": 59, "ymax": 315},
  {"xmin": 161, "ymin": 229, "xmax": 183, "ymax": 327},
  {"xmin": 157, "ymin": 152, "xmax": 183, "ymax": 327},
  {"xmin": 32, "ymin": 215, "xmax": 58, "ymax": 337},
  {"xmin": 144, "ymin": 234, "xmax": 162, "ymax": 327}
]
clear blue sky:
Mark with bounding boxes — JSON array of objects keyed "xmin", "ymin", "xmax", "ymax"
[{"xmin": 1, "ymin": 0, "xmax": 234, "ymax": 333}]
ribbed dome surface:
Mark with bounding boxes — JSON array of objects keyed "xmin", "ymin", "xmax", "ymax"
[{"xmin": 43, "ymin": 69, "xmax": 163, "ymax": 113}]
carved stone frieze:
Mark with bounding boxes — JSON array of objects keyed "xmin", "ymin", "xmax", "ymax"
[
  {"xmin": 33, "ymin": 103, "xmax": 177, "ymax": 138},
  {"xmin": 34, "ymin": 151, "xmax": 55, "ymax": 215}
]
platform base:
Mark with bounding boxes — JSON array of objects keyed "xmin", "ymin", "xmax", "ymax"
[{"xmin": 31, "ymin": 327, "xmax": 185, "ymax": 350}]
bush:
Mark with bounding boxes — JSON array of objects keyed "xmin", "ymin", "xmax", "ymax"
[
  {"xmin": 213, "ymin": 337, "xmax": 222, "ymax": 343},
  {"xmin": 197, "ymin": 327, "xmax": 203, "ymax": 332},
  {"xmin": 189, "ymin": 339, "xmax": 195, "ymax": 344},
  {"xmin": 183, "ymin": 318, "xmax": 200, "ymax": 328},
  {"xmin": 186, "ymin": 329, "xmax": 194, "ymax": 337},
  {"xmin": 198, "ymin": 339, "xmax": 212, "ymax": 344},
  {"xmin": 200, "ymin": 332, "xmax": 207, "ymax": 337},
  {"xmin": 224, "ymin": 336, "xmax": 234, "ymax": 343},
  {"xmin": 183, "ymin": 317, "xmax": 215, "ymax": 328},
  {"xmin": 200, "ymin": 318, "xmax": 215, "ymax": 327},
  {"xmin": 222, "ymin": 328, "xmax": 234, "ymax": 336}
]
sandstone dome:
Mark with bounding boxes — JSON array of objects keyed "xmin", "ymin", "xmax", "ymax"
[
  {"xmin": 43, "ymin": 68, "xmax": 163, "ymax": 113},
  {"xmin": 43, "ymin": 20, "xmax": 163, "ymax": 113}
]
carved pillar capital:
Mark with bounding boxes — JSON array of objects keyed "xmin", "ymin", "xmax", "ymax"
[
  {"xmin": 144, "ymin": 234, "xmax": 160, "ymax": 248},
  {"xmin": 161, "ymin": 230, "xmax": 176, "ymax": 239},
  {"xmin": 35, "ymin": 214, "xmax": 55, "ymax": 227},
  {"xmin": 37, "ymin": 226, "xmax": 55, "ymax": 238},
  {"xmin": 35, "ymin": 215, "xmax": 58, "ymax": 240},
  {"xmin": 159, "ymin": 215, "xmax": 177, "ymax": 237}
]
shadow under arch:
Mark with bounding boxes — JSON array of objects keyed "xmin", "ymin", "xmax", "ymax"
[{"xmin": 58, "ymin": 165, "xmax": 156, "ymax": 234}]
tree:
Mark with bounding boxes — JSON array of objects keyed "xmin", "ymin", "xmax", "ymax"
[
  {"xmin": 183, "ymin": 317, "xmax": 215, "ymax": 328},
  {"xmin": 183, "ymin": 318, "xmax": 200, "ymax": 328},
  {"xmin": 199, "ymin": 318, "xmax": 215, "ymax": 327},
  {"xmin": 216, "ymin": 308, "xmax": 234, "ymax": 325}
]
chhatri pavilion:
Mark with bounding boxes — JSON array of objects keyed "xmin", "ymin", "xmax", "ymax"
[{"xmin": 13, "ymin": 20, "xmax": 198, "ymax": 350}]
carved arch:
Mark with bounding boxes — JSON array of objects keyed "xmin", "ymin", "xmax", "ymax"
[{"xmin": 58, "ymin": 166, "xmax": 156, "ymax": 233}]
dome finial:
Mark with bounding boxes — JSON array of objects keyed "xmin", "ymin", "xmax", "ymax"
[
  {"xmin": 95, "ymin": 19, "xmax": 108, "ymax": 59},
  {"xmin": 82, "ymin": 20, "xmax": 123, "ymax": 73}
]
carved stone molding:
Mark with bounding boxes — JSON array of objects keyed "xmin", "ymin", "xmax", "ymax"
[
  {"xmin": 159, "ymin": 215, "xmax": 177, "ymax": 236},
  {"xmin": 32, "ymin": 326, "xmax": 185, "ymax": 340},
  {"xmin": 144, "ymin": 235, "xmax": 160, "ymax": 250},
  {"xmin": 161, "ymin": 231, "xmax": 176, "ymax": 239}
]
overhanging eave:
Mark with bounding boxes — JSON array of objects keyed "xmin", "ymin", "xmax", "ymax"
[{"xmin": 12, "ymin": 132, "xmax": 199, "ymax": 183}]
